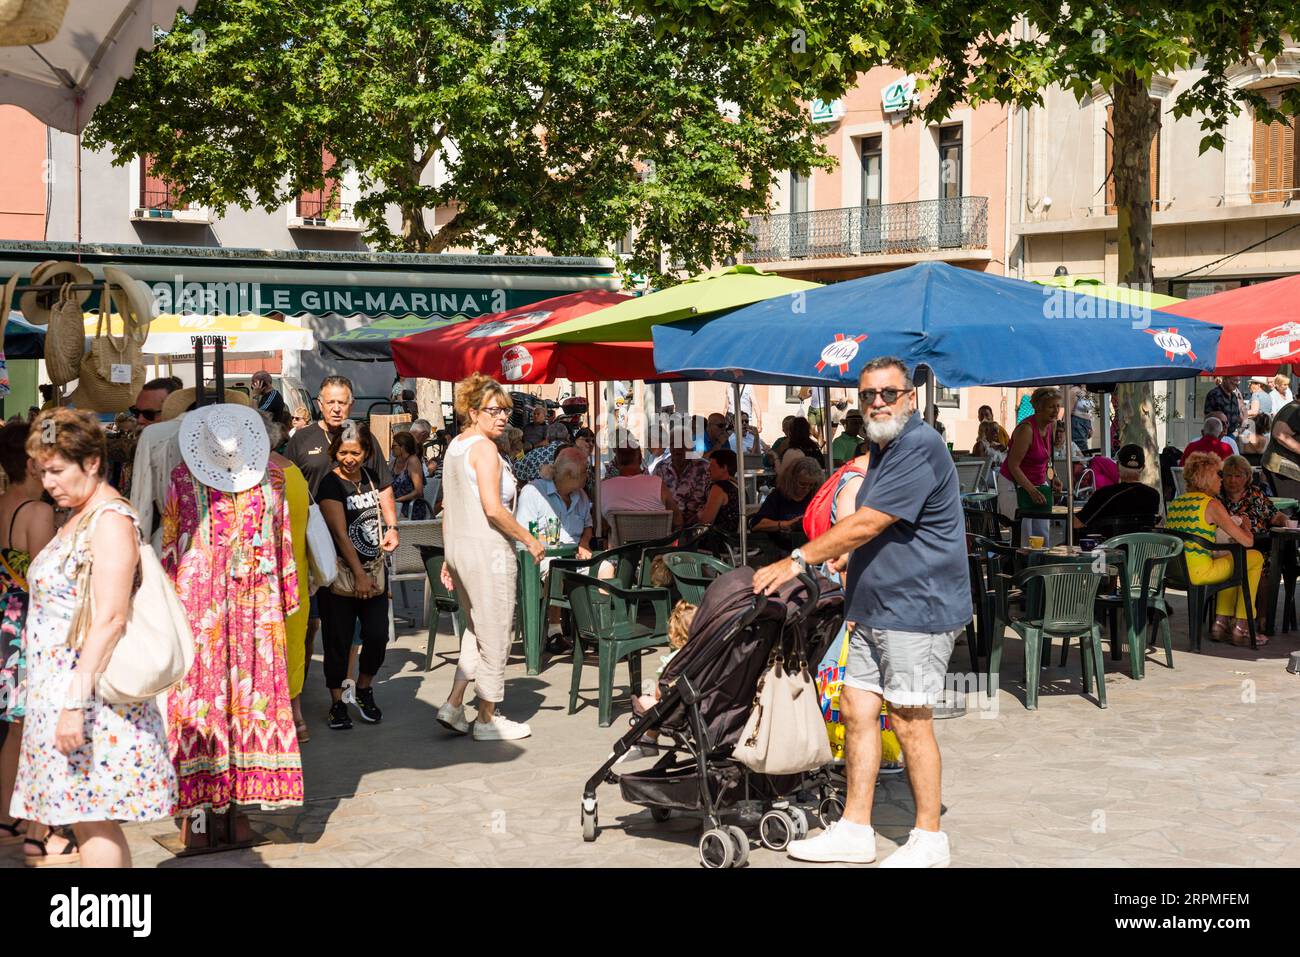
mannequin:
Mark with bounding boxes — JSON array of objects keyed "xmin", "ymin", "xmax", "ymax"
[{"xmin": 161, "ymin": 402, "xmax": 302, "ymax": 850}]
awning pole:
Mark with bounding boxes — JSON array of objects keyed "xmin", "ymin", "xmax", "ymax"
[
  {"xmin": 1101, "ymin": 392, "xmax": 1111, "ymax": 459},
  {"xmin": 734, "ymin": 381, "xmax": 748, "ymax": 564},
  {"xmin": 593, "ymin": 382, "xmax": 603, "ymax": 540}
]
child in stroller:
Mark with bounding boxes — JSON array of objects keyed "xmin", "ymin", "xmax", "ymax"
[{"xmin": 580, "ymin": 565, "xmax": 843, "ymax": 868}]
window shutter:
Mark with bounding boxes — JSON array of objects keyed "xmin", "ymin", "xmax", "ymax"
[
  {"xmin": 1252, "ymin": 87, "xmax": 1297, "ymax": 203},
  {"xmin": 297, "ymin": 147, "xmax": 339, "ymax": 218},
  {"xmin": 140, "ymin": 155, "xmax": 183, "ymax": 210}
]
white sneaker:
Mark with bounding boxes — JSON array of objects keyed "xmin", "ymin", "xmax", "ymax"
[
  {"xmin": 473, "ymin": 713, "xmax": 532, "ymax": 741},
  {"xmin": 879, "ymin": 828, "xmax": 950, "ymax": 868},
  {"xmin": 614, "ymin": 742, "xmax": 659, "ymax": 765},
  {"xmin": 787, "ymin": 821, "xmax": 877, "ymax": 864},
  {"xmin": 340, "ymin": 679, "xmax": 357, "ymax": 706},
  {"xmin": 436, "ymin": 701, "xmax": 469, "ymax": 735}
]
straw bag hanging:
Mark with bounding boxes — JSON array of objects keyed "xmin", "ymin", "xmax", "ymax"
[
  {"xmin": 0, "ymin": 0, "xmax": 68, "ymax": 46},
  {"xmin": 75, "ymin": 294, "xmax": 146, "ymax": 413},
  {"xmin": 44, "ymin": 282, "xmax": 85, "ymax": 386}
]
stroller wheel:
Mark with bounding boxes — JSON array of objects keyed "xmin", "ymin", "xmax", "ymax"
[
  {"xmin": 699, "ymin": 828, "xmax": 736, "ymax": 869},
  {"xmin": 726, "ymin": 825, "xmax": 750, "ymax": 868},
  {"xmin": 787, "ymin": 806, "xmax": 810, "ymax": 840},
  {"xmin": 758, "ymin": 809, "xmax": 793, "ymax": 851},
  {"xmin": 817, "ymin": 795, "xmax": 846, "ymax": 829},
  {"xmin": 649, "ymin": 806, "xmax": 672, "ymax": 823},
  {"xmin": 581, "ymin": 801, "xmax": 598, "ymax": 842}
]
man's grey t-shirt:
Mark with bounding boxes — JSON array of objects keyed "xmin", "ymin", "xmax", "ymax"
[
  {"xmin": 285, "ymin": 421, "xmax": 393, "ymax": 497},
  {"xmin": 844, "ymin": 414, "xmax": 971, "ymax": 632}
]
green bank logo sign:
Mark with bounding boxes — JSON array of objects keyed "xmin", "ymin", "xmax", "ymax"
[{"xmin": 146, "ymin": 278, "xmax": 514, "ymax": 318}]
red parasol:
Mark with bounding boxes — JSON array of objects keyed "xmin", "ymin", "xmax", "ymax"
[
  {"xmin": 390, "ymin": 289, "xmax": 662, "ymax": 383},
  {"xmin": 1157, "ymin": 275, "xmax": 1300, "ymax": 374}
]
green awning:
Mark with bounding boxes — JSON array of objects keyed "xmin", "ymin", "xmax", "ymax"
[{"xmin": 319, "ymin": 314, "xmax": 466, "ymax": 361}]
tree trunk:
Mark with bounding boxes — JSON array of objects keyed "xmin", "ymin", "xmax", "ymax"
[
  {"xmin": 416, "ymin": 377, "xmax": 442, "ymax": 431},
  {"xmin": 401, "ymin": 203, "xmax": 436, "ymax": 252},
  {"xmin": 1110, "ymin": 71, "xmax": 1162, "ymax": 487}
]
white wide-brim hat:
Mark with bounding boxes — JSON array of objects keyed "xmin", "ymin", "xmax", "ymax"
[{"xmin": 179, "ymin": 403, "xmax": 270, "ymax": 494}]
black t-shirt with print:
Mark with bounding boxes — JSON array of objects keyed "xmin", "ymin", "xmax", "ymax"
[
  {"xmin": 317, "ymin": 467, "xmax": 383, "ymax": 562},
  {"xmin": 285, "ymin": 421, "xmax": 393, "ymax": 497}
]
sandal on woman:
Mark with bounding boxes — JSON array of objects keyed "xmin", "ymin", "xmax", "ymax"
[
  {"xmin": 1209, "ymin": 616, "xmax": 1233, "ymax": 642},
  {"xmin": 1231, "ymin": 621, "xmax": 1267, "ymax": 647},
  {"xmin": 296, "ymin": 720, "xmax": 311, "ymax": 743},
  {"xmin": 24, "ymin": 829, "xmax": 79, "ymax": 867},
  {"xmin": 0, "ymin": 820, "xmax": 26, "ymax": 846}
]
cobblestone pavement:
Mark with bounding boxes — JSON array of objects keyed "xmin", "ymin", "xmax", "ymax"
[{"xmin": 5, "ymin": 600, "xmax": 1299, "ymax": 869}]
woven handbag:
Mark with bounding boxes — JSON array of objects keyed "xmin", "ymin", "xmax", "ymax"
[
  {"xmin": 0, "ymin": 0, "xmax": 67, "ymax": 46},
  {"xmin": 44, "ymin": 282, "xmax": 85, "ymax": 386},
  {"xmin": 74, "ymin": 297, "xmax": 145, "ymax": 412}
]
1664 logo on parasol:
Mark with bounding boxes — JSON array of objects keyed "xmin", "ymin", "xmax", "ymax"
[
  {"xmin": 500, "ymin": 345, "xmax": 535, "ymax": 381},
  {"xmin": 1145, "ymin": 327, "xmax": 1196, "ymax": 362},
  {"xmin": 1253, "ymin": 322, "xmax": 1300, "ymax": 362},
  {"xmin": 815, "ymin": 333, "xmax": 868, "ymax": 374}
]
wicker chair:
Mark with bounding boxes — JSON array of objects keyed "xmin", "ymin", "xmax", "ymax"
[
  {"xmin": 390, "ymin": 519, "xmax": 443, "ymax": 633},
  {"xmin": 605, "ymin": 509, "xmax": 674, "ymax": 548}
]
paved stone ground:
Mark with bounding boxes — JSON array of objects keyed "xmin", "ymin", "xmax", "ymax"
[{"xmin": 4, "ymin": 593, "xmax": 1299, "ymax": 869}]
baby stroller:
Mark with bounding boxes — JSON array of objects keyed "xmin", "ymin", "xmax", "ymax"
[{"xmin": 580, "ymin": 566, "xmax": 844, "ymax": 868}]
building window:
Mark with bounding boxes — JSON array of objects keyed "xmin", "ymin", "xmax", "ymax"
[
  {"xmin": 939, "ymin": 125, "xmax": 963, "ymax": 200},
  {"xmin": 1251, "ymin": 86, "xmax": 1299, "ymax": 203},
  {"xmin": 297, "ymin": 147, "xmax": 341, "ymax": 220},
  {"xmin": 935, "ymin": 381, "xmax": 960, "ymax": 408},
  {"xmin": 789, "ymin": 169, "xmax": 809, "ymax": 213},
  {"xmin": 785, "ymin": 385, "xmax": 804, "ymax": 404},
  {"xmin": 139, "ymin": 155, "xmax": 184, "ymax": 211},
  {"xmin": 1104, "ymin": 103, "xmax": 1160, "ymax": 214},
  {"xmin": 860, "ymin": 135, "xmax": 882, "ymax": 206}
]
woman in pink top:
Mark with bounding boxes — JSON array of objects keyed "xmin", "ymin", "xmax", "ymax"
[{"xmin": 998, "ymin": 387, "xmax": 1062, "ymax": 542}]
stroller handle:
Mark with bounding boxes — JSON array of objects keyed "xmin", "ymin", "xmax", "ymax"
[{"xmin": 789, "ymin": 571, "xmax": 822, "ymax": 625}]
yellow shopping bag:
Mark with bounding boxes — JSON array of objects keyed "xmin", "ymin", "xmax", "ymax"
[{"xmin": 816, "ymin": 623, "xmax": 903, "ymax": 768}]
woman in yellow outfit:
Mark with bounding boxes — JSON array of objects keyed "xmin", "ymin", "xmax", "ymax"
[
  {"xmin": 1166, "ymin": 451, "xmax": 1265, "ymax": 646},
  {"xmin": 263, "ymin": 413, "xmax": 312, "ymax": 740}
]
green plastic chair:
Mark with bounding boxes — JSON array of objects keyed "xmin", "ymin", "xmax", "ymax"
[
  {"xmin": 421, "ymin": 549, "xmax": 465, "ymax": 671},
  {"xmin": 991, "ymin": 563, "xmax": 1108, "ymax": 710},
  {"xmin": 1096, "ymin": 532, "xmax": 1183, "ymax": 679},
  {"xmin": 1161, "ymin": 529, "xmax": 1258, "ymax": 652},
  {"xmin": 561, "ymin": 571, "xmax": 671, "ymax": 727},
  {"xmin": 661, "ymin": 550, "xmax": 733, "ymax": 604}
]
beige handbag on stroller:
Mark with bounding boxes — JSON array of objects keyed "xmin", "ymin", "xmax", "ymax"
[{"xmin": 731, "ymin": 644, "xmax": 833, "ymax": 776}]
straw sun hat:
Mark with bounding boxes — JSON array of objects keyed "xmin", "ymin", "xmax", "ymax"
[
  {"xmin": 179, "ymin": 404, "xmax": 270, "ymax": 494},
  {"xmin": 19, "ymin": 259, "xmax": 92, "ymax": 324}
]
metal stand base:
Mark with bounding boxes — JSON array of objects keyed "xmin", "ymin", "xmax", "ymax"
[{"xmin": 153, "ymin": 809, "xmax": 274, "ymax": 858}]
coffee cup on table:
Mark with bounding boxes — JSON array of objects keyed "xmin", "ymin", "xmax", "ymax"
[{"xmin": 1028, "ymin": 535, "xmax": 1045, "ymax": 549}]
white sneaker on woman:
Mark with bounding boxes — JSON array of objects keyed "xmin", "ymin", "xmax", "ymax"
[
  {"xmin": 436, "ymin": 701, "xmax": 469, "ymax": 735},
  {"xmin": 473, "ymin": 713, "xmax": 532, "ymax": 741},
  {"xmin": 878, "ymin": 828, "xmax": 950, "ymax": 868},
  {"xmin": 787, "ymin": 821, "xmax": 877, "ymax": 864}
]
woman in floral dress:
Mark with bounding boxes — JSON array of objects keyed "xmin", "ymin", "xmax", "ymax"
[
  {"xmin": 11, "ymin": 409, "xmax": 176, "ymax": 868},
  {"xmin": 162, "ymin": 403, "xmax": 301, "ymax": 847}
]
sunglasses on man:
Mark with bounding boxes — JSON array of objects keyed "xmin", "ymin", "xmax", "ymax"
[
  {"xmin": 128, "ymin": 406, "xmax": 162, "ymax": 422},
  {"xmin": 858, "ymin": 387, "xmax": 915, "ymax": 406}
]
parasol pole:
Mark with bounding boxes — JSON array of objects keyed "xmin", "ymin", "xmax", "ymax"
[
  {"xmin": 592, "ymin": 381, "xmax": 603, "ymax": 540},
  {"xmin": 822, "ymin": 385, "xmax": 835, "ymax": 471},
  {"xmin": 1063, "ymin": 384, "xmax": 1074, "ymax": 548},
  {"xmin": 734, "ymin": 382, "xmax": 749, "ymax": 564},
  {"xmin": 1101, "ymin": 392, "xmax": 1111, "ymax": 459}
]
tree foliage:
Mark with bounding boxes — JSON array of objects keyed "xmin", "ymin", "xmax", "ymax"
[{"xmin": 85, "ymin": 0, "xmax": 832, "ymax": 284}]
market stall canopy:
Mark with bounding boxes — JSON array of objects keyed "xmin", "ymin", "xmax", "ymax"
[
  {"xmin": 652, "ymin": 262, "xmax": 1221, "ymax": 388},
  {"xmin": 3, "ymin": 311, "xmax": 47, "ymax": 359},
  {"xmin": 83, "ymin": 311, "xmax": 315, "ymax": 354},
  {"xmin": 319, "ymin": 313, "xmax": 463, "ymax": 361},
  {"xmin": 0, "ymin": 1, "xmax": 200, "ymax": 134},
  {"xmin": 391, "ymin": 289, "xmax": 662, "ymax": 384},
  {"xmin": 505, "ymin": 264, "xmax": 820, "ymax": 345},
  {"xmin": 1154, "ymin": 274, "xmax": 1300, "ymax": 375}
]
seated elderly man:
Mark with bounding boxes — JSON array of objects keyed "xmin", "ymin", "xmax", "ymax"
[
  {"xmin": 1180, "ymin": 416, "xmax": 1233, "ymax": 466},
  {"xmin": 1072, "ymin": 444, "xmax": 1162, "ymax": 534},
  {"xmin": 517, "ymin": 421, "xmax": 572, "ymax": 485},
  {"xmin": 514, "ymin": 448, "xmax": 595, "ymax": 647},
  {"xmin": 601, "ymin": 445, "xmax": 682, "ymax": 527}
]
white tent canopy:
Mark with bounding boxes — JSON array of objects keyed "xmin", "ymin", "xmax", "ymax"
[{"xmin": 0, "ymin": 1, "xmax": 198, "ymax": 134}]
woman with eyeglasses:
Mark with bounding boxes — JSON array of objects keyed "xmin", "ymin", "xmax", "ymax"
[
  {"xmin": 752, "ymin": 455, "xmax": 826, "ymax": 553},
  {"xmin": 1167, "ymin": 451, "xmax": 1265, "ymax": 646},
  {"xmin": 435, "ymin": 374, "xmax": 545, "ymax": 742}
]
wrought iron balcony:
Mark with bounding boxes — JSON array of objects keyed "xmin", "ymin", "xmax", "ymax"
[{"xmin": 745, "ymin": 196, "xmax": 988, "ymax": 262}]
